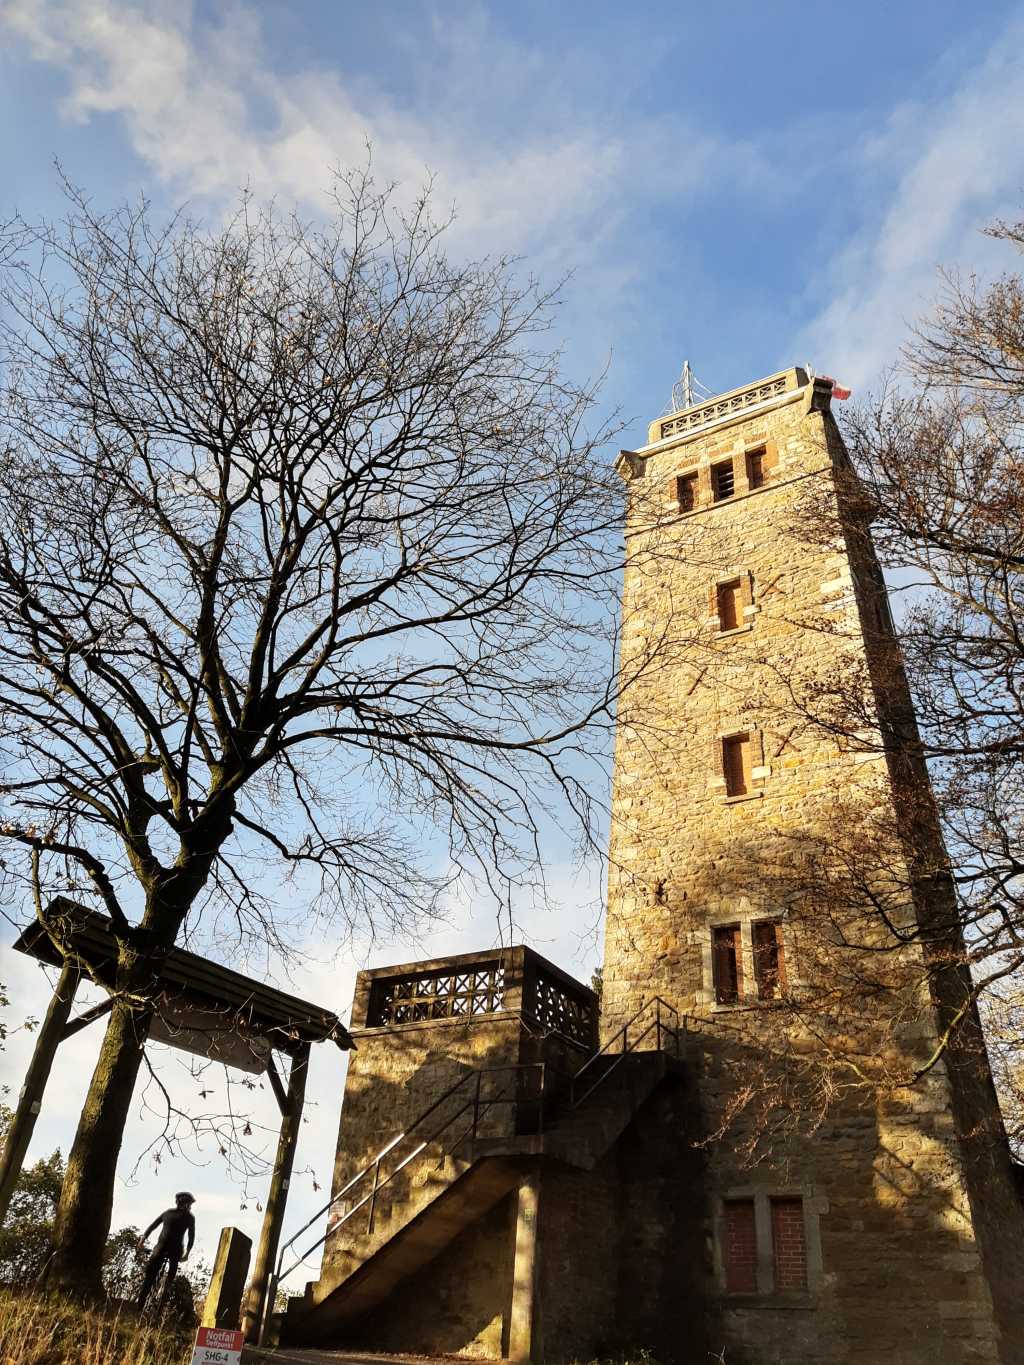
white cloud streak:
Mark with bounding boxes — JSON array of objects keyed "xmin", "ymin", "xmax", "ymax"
[
  {"xmin": 793, "ymin": 19, "xmax": 1024, "ymax": 388},
  {"xmin": 0, "ymin": 0, "xmax": 716, "ymax": 277}
]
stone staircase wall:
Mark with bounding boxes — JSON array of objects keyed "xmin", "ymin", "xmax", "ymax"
[
  {"xmin": 286, "ymin": 1049, "xmax": 678, "ymax": 1349},
  {"xmin": 315, "ymin": 1142, "xmax": 472, "ymax": 1300}
]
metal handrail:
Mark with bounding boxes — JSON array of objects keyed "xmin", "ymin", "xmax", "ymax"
[
  {"xmin": 261, "ymin": 1061, "xmax": 546, "ymax": 1340},
  {"xmin": 570, "ymin": 996, "xmax": 681, "ymax": 1108},
  {"xmin": 260, "ymin": 997, "xmax": 684, "ymax": 1343}
]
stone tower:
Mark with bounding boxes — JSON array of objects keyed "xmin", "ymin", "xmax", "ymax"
[
  {"xmin": 284, "ymin": 367, "xmax": 1024, "ymax": 1365},
  {"xmin": 603, "ymin": 367, "xmax": 1024, "ymax": 1363}
]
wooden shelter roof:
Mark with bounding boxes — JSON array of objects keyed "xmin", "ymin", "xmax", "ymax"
[{"xmin": 13, "ymin": 899, "xmax": 352, "ymax": 1055}]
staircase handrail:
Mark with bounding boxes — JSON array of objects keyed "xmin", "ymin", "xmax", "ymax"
[
  {"xmin": 281, "ymin": 1066, "xmax": 476, "ymax": 1253},
  {"xmin": 264, "ymin": 998, "xmax": 684, "ymax": 1342},
  {"xmin": 570, "ymin": 996, "xmax": 680, "ymax": 1108},
  {"xmin": 268, "ymin": 1060, "xmax": 544, "ymax": 1314}
]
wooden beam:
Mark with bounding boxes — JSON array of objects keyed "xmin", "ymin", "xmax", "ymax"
[
  {"xmin": 264, "ymin": 1052, "xmax": 288, "ymax": 1117},
  {"xmin": 14, "ymin": 901, "xmax": 352, "ymax": 1050},
  {"xmin": 61, "ymin": 996, "xmax": 114, "ymax": 1041},
  {"xmin": 0, "ymin": 964, "xmax": 79, "ymax": 1226},
  {"xmin": 241, "ymin": 1042, "xmax": 310, "ymax": 1343}
]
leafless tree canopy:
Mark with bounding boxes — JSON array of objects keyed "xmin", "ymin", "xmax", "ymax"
[
  {"xmin": 838, "ymin": 220, "xmax": 1024, "ymax": 1003},
  {"xmin": 0, "ymin": 172, "xmax": 626, "ymax": 962},
  {"xmin": 0, "ymin": 172, "xmax": 632, "ymax": 1288}
]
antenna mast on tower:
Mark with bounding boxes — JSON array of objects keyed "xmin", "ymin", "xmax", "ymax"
[{"xmin": 668, "ymin": 360, "xmax": 713, "ymax": 414}]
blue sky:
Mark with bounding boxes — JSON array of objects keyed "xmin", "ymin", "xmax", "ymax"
[{"xmin": 2, "ymin": 0, "xmax": 1024, "ymax": 1275}]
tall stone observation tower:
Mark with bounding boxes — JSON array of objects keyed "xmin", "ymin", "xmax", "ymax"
[
  {"xmin": 286, "ymin": 366, "xmax": 1023, "ymax": 1365},
  {"xmin": 605, "ymin": 366, "xmax": 1024, "ymax": 1363}
]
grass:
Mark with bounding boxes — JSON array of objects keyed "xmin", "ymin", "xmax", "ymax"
[{"xmin": 0, "ymin": 1288, "xmax": 195, "ymax": 1365}]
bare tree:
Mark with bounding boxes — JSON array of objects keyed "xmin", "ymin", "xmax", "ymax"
[
  {"xmin": 812, "ymin": 218, "xmax": 1024, "ymax": 1035},
  {"xmin": 0, "ymin": 170, "xmax": 631, "ymax": 1293}
]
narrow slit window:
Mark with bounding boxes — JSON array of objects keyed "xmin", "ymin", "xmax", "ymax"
[
  {"xmin": 677, "ymin": 471, "xmax": 698, "ymax": 512},
  {"xmin": 713, "ymin": 924, "xmax": 743, "ymax": 1004},
  {"xmin": 712, "ymin": 460, "xmax": 735, "ymax": 501},
  {"xmin": 723, "ymin": 733, "xmax": 752, "ymax": 797},
  {"xmin": 753, "ymin": 920, "xmax": 786, "ymax": 1000},
  {"xmin": 770, "ymin": 1198, "xmax": 807, "ymax": 1292},
  {"xmin": 723, "ymin": 1199, "xmax": 757, "ymax": 1293},
  {"xmin": 717, "ymin": 578, "xmax": 741, "ymax": 632},
  {"xmin": 747, "ymin": 447, "xmax": 766, "ymax": 489}
]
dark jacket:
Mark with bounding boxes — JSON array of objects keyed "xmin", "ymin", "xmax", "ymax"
[{"xmin": 145, "ymin": 1206, "xmax": 195, "ymax": 1256}]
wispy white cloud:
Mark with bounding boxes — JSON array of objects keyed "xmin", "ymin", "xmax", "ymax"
[
  {"xmin": 793, "ymin": 18, "xmax": 1024, "ymax": 388},
  {"xmin": 0, "ymin": 0, "xmax": 714, "ymax": 277}
]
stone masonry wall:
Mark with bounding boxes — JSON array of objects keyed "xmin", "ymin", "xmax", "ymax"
[
  {"xmin": 534, "ymin": 1069, "xmax": 706, "ymax": 1364},
  {"xmin": 315, "ymin": 946, "xmax": 595, "ymax": 1307},
  {"xmin": 831, "ymin": 413, "xmax": 1024, "ymax": 1356},
  {"xmin": 347, "ymin": 1195, "xmax": 517, "ymax": 1359},
  {"xmin": 601, "ymin": 371, "xmax": 1024, "ymax": 1364},
  {"xmin": 317, "ymin": 1010, "xmax": 524, "ymax": 1296}
]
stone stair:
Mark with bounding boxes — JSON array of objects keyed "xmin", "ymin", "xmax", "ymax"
[
  {"xmin": 306, "ymin": 1141, "xmax": 474, "ymax": 1305},
  {"xmin": 281, "ymin": 1050, "xmax": 674, "ymax": 1348}
]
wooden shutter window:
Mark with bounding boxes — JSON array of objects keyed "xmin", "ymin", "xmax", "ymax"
[
  {"xmin": 677, "ymin": 471, "xmax": 698, "ymax": 512},
  {"xmin": 712, "ymin": 460, "xmax": 735, "ymax": 501},
  {"xmin": 713, "ymin": 924, "xmax": 743, "ymax": 1003},
  {"xmin": 723, "ymin": 733, "xmax": 751, "ymax": 796},
  {"xmin": 753, "ymin": 920, "xmax": 786, "ymax": 999},
  {"xmin": 746, "ymin": 447, "xmax": 766, "ymax": 489},
  {"xmin": 717, "ymin": 578, "xmax": 741, "ymax": 631}
]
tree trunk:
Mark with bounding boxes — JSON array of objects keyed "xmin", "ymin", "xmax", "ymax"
[
  {"xmin": 45, "ymin": 996, "xmax": 151, "ymax": 1295},
  {"xmin": 44, "ymin": 830, "xmax": 231, "ymax": 1295}
]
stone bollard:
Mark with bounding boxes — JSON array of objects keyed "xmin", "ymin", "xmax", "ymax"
[{"xmin": 201, "ymin": 1226, "xmax": 252, "ymax": 1331}]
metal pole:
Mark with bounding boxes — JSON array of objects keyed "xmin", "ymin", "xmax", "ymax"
[
  {"xmin": 260, "ymin": 1248, "xmax": 285, "ymax": 1347},
  {"xmin": 242, "ymin": 1041, "xmax": 310, "ymax": 1344},
  {"xmin": 0, "ymin": 963, "xmax": 79, "ymax": 1226},
  {"xmin": 472, "ymin": 1070, "xmax": 482, "ymax": 1141}
]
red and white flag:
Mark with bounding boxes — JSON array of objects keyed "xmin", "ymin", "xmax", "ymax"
[{"xmin": 820, "ymin": 375, "xmax": 852, "ymax": 400}]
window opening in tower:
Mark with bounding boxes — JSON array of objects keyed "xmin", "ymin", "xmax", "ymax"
[
  {"xmin": 713, "ymin": 924, "xmax": 743, "ymax": 1003},
  {"xmin": 717, "ymin": 578, "xmax": 741, "ymax": 631},
  {"xmin": 712, "ymin": 460, "xmax": 735, "ymax": 501},
  {"xmin": 723, "ymin": 733, "xmax": 752, "ymax": 796}
]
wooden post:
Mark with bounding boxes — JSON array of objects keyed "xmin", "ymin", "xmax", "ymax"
[
  {"xmin": 0, "ymin": 963, "xmax": 79, "ymax": 1226},
  {"xmin": 241, "ymin": 1042, "xmax": 310, "ymax": 1343}
]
